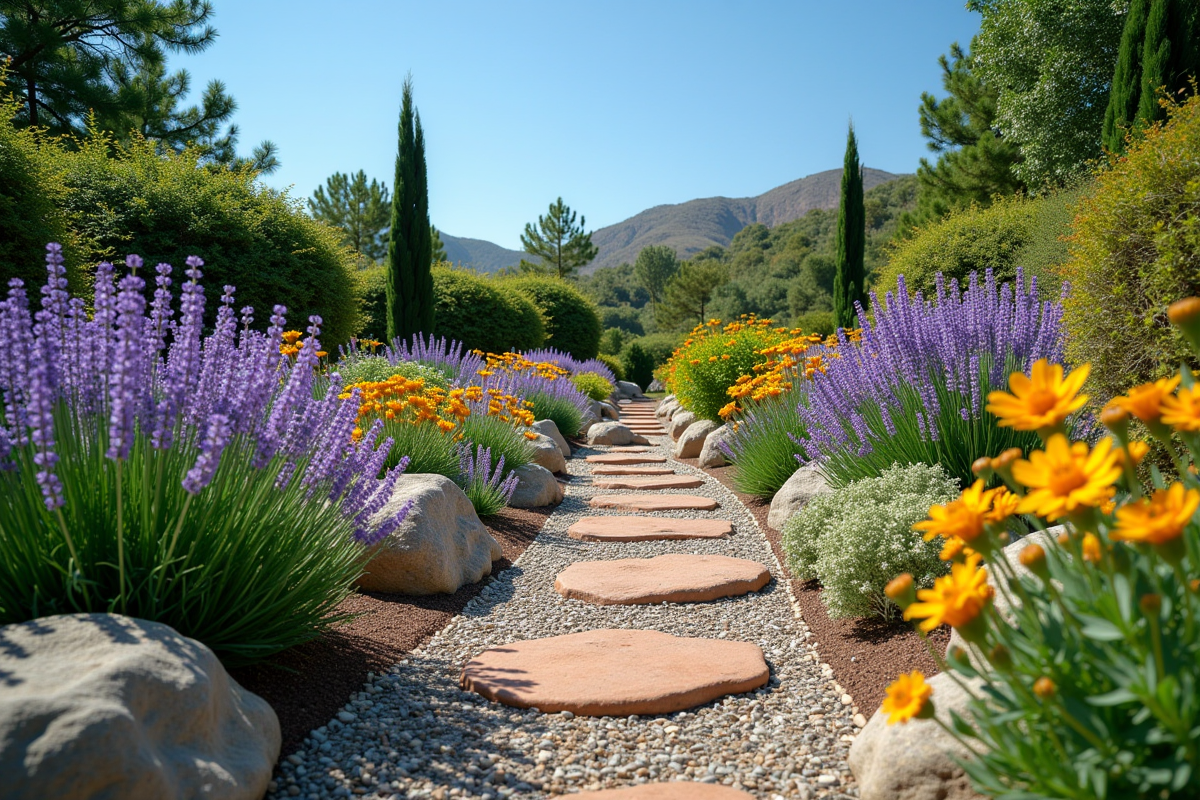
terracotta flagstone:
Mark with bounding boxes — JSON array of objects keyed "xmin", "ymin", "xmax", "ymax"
[
  {"xmin": 591, "ymin": 475, "xmax": 704, "ymax": 490},
  {"xmin": 567, "ymin": 516, "xmax": 733, "ymax": 541},
  {"xmin": 554, "ymin": 554, "xmax": 770, "ymax": 605},
  {"xmin": 590, "ymin": 466, "xmax": 676, "ymax": 476},
  {"xmin": 588, "ymin": 494, "xmax": 719, "ymax": 511},
  {"xmin": 460, "ymin": 629, "xmax": 768, "ymax": 716},
  {"xmin": 577, "ymin": 784, "xmax": 754, "ymax": 798},
  {"xmin": 606, "ymin": 446, "xmax": 653, "ymax": 452},
  {"xmin": 585, "ymin": 454, "xmax": 669, "ymax": 464}
]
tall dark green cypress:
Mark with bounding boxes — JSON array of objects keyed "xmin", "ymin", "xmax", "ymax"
[
  {"xmin": 385, "ymin": 77, "xmax": 434, "ymax": 342},
  {"xmin": 1103, "ymin": 0, "xmax": 1149, "ymax": 153},
  {"xmin": 833, "ymin": 125, "xmax": 865, "ymax": 330}
]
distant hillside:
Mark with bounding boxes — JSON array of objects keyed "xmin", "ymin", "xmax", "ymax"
[
  {"xmin": 440, "ymin": 233, "xmax": 528, "ymax": 273},
  {"xmin": 584, "ymin": 167, "xmax": 900, "ymax": 272}
]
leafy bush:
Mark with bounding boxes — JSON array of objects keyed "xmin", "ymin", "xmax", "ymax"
[
  {"xmin": 335, "ymin": 354, "xmax": 450, "ymax": 388},
  {"xmin": 792, "ymin": 310, "xmax": 835, "ymax": 337},
  {"xmin": 57, "ymin": 133, "xmax": 360, "ymax": 345},
  {"xmin": 724, "ymin": 391, "xmax": 809, "ymax": 497},
  {"xmin": 801, "ymin": 270, "xmax": 1062, "ymax": 489},
  {"xmin": 432, "ymin": 267, "xmax": 545, "ymax": 354},
  {"xmin": 571, "ymin": 371, "xmax": 614, "ymax": 401},
  {"xmin": 0, "ymin": 251, "xmax": 408, "ymax": 665},
  {"xmin": 621, "ymin": 341, "xmax": 655, "ymax": 391},
  {"xmin": 1064, "ymin": 92, "xmax": 1200, "ymax": 400},
  {"xmin": 876, "ymin": 192, "xmax": 1074, "ymax": 302},
  {"xmin": 455, "ymin": 444, "xmax": 518, "ymax": 516},
  {"xmin": 504, "ymin": 276, "xmax": 602, "ymax": 360},
  {"xmin": 595, "ymin": 353, "xmax": 625, "ymax": 382},
  {"xmin": 354, "ymin": 264, "xmax": 388, "ymax": 342},
  {"xmin": 887, "ymin": 336, "xmax": 1200, "ymax": 797},
  {"xmin": 627, "ymin": 331, "xmax": 682, "ymax": 369},
  {"xmin": 782, "ymin": 463, "xmax": 957, "ymax": 619},
  {"xmin": 389, "ymin": 333, "xmax": 486, "ymax": 385}
]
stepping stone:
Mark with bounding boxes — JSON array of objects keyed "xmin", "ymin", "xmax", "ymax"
[
  {"xmin": 590, "ymin": 465, "xmax": 676, "ymax": 476},
  {"xmin": 554, "ymin": 554, "xmax": 771, "ymax": 605},
  {"xmin": 608, "ymin": 446, "xmax": 653, "ymax": 452},
  {"xmin": 588, "ymin": 494, "xmax": 719, "ymax": 511},
  {"xmin": 460, "ymin": 629, "xmax": 768, "ymax": 716},
  {"xmin": 586, "ymin": 453, "xmax": 669, "ymax": 464},
  {"xmin": 568, "ymin": 516, "xmax": 733, "ymax": 541},
  {"xmin": 592, "ymin": 475, "xmax": 704, "ymax": 490},
  {"xmin": 578, "ymin": 784, "xmax": 755, "ymax": 799}
]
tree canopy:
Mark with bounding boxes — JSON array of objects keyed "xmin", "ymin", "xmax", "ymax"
[
  {"xmin": 632, "ymin": 244, "xmax": 679, "ymax": 309},
  {"xmin": 385, "ymin": 76, "xmax": 434, "ymax": 340},
  {"xmin": 833, "ymin": 125, "xmax": 866, "ymax": 329},
  {"xmin": 309, "ymin": 171, "xmax": 391, "ymax": 262},
  {"xmin": 519, "ymin": 197, "xmax": 598, "ymax": 279}
]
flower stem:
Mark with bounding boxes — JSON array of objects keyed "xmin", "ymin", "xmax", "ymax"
[{"xmin": 115, "ymin": 458, "xmax": 126, "ymax": 614}]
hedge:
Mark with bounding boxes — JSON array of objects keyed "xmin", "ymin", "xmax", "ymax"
[
  {"xmin": 503, "ymin": 275, "xmax": 602, "ymax": 360},
  {"xmin": 432, "ymin": 267, "xmax": 545, "ymax": 353}
]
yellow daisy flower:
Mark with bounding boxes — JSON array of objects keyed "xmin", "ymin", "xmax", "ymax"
[
  {"xmin": 985, "ymin": 359, "xmax": 1089, "ymax": 433},
  {"xmin": 1160, "ymin": 384, "xmax": 1200, "ymax": 432},
  {"xmin": 904, "ymin": 552, "xmax": 993, "ymax": 632},
  {"xmin": 913, "ymin": 480, "xmax": 996, "ymax": 543},
  {"xmin": 1012, "ymin": 435, "xmax": 1121, "ymax": 520},
  {"xmin": 1111, "ymin": 483, "xmax": 1200, "ymax": 545},
  {"xmin": 881, "ymin": 671, "xmax": 933, "ymax": 725},
  {"xmin": 1112, "ymin": 375, "xmax": 1182, "ymax": 423}
]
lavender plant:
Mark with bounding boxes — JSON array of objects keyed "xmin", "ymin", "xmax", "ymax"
[
  {"xmin": 0, "ymin": 246, "xmax": 412, "ymax": 665},
  {"xmin": 800, "ymin": 269, "xmax": 1066, "ymax": 488},
  {"xmin": 485, "ymin": 368, "xmax": 589, "ymax": 437},
  {"xmin": 722, "ymin": 390, "xmax": 811, "ymax": 497},
  {"xmin": 455, "ymin": 443, "xmax": 519, "ymax": 516}
]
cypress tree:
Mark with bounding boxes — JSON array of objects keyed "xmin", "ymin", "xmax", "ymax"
[
  {"xmin": 833, "ymin": 125, "xmax": 866, "ymax": 330},
  {"xmin": 385, "ymin": 77, "xmax": 434, "ymax": 342},
  {"xmin": 1103, "ymin": 0, "xmax": 1149, "ymax": 153}
]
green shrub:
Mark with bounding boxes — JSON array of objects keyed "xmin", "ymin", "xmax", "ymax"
[
  {"xmin": 792, "ymin": 310, "xmax": 835, "ymax": 337},
  {"xmin": 620, "ymin": 341, "xmax": 655, "ymax": 390},
  {"xmin": 354, "ymin": 264, "xmax": 388, "ymax": 342},
  {"xmin": 58, "ymin": 133, "xmax": 360, "ymax": 345},
  {"xmin": 0, "ymin": 95, "xmax": 80, "ymax": 290},
  {"xmin": 626, "ymin": 331, "xmax": 682, "ymax": 368},
  {"xmin": 526, "ymin": 391, "xmax": 584, "ymax": 438},
  {"xmin": 571, "ymin": 371, "xmax": 614, "ymax": 401},
  {"xmin": 504, "ymin": 276, "xmax": 602, "ymax": 359},
  {"xmin": 432, "ymin": 267, "xmax": 545, "ymax": 353},
  {"xmin": 725, "ymin": 391, "xmax": 808, "ymax": 498},
  {"xmin": 1064, "ymin": 92, "xmax": 1200, "ymax": 399},
  {"xmin": 458, "ymin": 414, "xmax": 534, "ymax": 473},
  {"xmin": 596, "ymin": 353, "xmax": 624, "ymax": 381},
  {"xmin": 876, "ymin": 192, "xmax": 1072, "ymax": 301},
  {"xmin": 335, "ymin": 355, "xmax": 450, "ymax": 388},
  {"xmin": 781, "ymin": 463, "xmax": 958, "ymax": 619}
]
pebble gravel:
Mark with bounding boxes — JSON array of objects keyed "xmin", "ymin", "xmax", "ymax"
[{"xmin": 265, "ymin": 425, "xmax": 860, "ymax": 800}]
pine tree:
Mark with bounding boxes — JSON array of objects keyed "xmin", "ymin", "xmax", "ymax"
[
  {"xmin": 833, "ymin": 125, "xmax": 866, "ymax": 330},
  {"xmin": 1102, "ymin": 0, "xmax": 1200, "ymax": 153},
  {"xmin": 385, "ymin": 77, "xmax": 434, "ymax": 341},
  {"xmin": 431, "ymin": 225, "xmax": 447, "ymax": 264},
  {"xmin": 632, "ymin": 245, "xmax": 679, "ymax": 310},
  {"xmin": 519, "ymin": 197, "xmax": 598, "ymax": 279},
  {"xmin": 309, "ymin": 171, "xmax": 391, "ymax": 261},
  {"xmin": 657, "ymin": 260, "xmax": 728, "ymax": 330}
]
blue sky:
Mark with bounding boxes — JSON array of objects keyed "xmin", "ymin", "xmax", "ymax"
[{"xmin": 177, "ymin": 1, "xmax": 980, "ymax": 249}]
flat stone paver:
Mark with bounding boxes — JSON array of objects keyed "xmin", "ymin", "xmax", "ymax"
[
  {"xmin": 578, "ymin": 785, "xmax": 755, "ymax": 799},
  {"xmin": 460, "ymin": 629, "xmax": 769, "ymax": 716},
  {"xmin": 567, "ymin": 516, "xmax": 734, "ymax": 541},
  {"xmin": 586, "ymin": 453, "xmax": 669, "ymax": 464},
  {"xmin": 607, "ymin": 446, "xmax": 653, "ymax": 452},
  {"xmin": 592, "ymin": 475, "xmax": 705, "ymax": 490},
  {"xmin": 589, "ymin": 494, "xmax": 719, "ymax": 512},
  {"xmin": 590, "ymin": 466, "xmax": 677, "ymax": 476},
  {"xmin": 554, "ymin": 554, "xmax": 770, "ymax": 605}
]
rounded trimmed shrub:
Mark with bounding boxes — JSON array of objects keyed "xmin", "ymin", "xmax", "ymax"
[
  {"xmin": 571, "ymin": 371, "xmax": 614, "ymax": 401},
  {"xmin": 596, "ymin": 353, "xmax": 624, "ymax": 382},
  {"xmin": 1064, "ymin": 92, "xmax": 1200, "ymax": 399},
  {"xmin": 354, "ymin": 265, "xmax": 388, "ymax": 342},
  {"xmin": 503, "ymin": 276, "xmax": 602, "ymax": 360},
  {"xmin": 432, "ymin": 267, "xmax": 545, "ymax": 353},
  {"xmin": 58, "ymin": 134, "xmax": 360, "ymax": 345}
]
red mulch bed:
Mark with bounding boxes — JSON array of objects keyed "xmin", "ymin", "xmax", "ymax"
[
  {"xmin": 229, "ymin": 504, "xmax": 554, "ymax": 756},
  {"xmin": 687, "ymin": 459, "xmax": 948, "ymax": 716}
]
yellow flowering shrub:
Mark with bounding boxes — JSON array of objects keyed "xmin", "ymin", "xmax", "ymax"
[{"xmin": 881, "ymin": 300, "xmax": 1200, "ymax": 798}]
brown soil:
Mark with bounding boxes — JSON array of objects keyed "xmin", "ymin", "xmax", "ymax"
[
  {"xmin": 687, "ymin": 459, "xmax": 948, "ymax": 716},
  {"xmin": 230, "ymin": 504, "xmax": 554, "ymax": 756}
]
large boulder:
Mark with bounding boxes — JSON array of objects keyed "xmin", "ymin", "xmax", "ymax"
[
  {"xmin": 360, "ymin": 474, "xmax": 501, "ymax": 594},
  {"xmin": 766, "ymin": 464, "xmax": 831, "ymax": 531},
  {"xmin": 615, "ymin": 380, "xmax": 644, "ymax": 399},
  {"xmin": 587, "ymin": 422, "xmax": 650, "ymax": 447},
  {"xmin": 848, "ymin": 672, "xmax": 986, "ymax": 800},
  {"xmin": 531, "ymin": 419, "xmax": 571, "ymax": 458},
  {"xmin": 674, "ymin": 419, "xmax": 719, "ymax": 459},
  {"xmin": 0, "ymin": 613, "xmax": 279, "ymax": 800},
  {"xmin": 698, "ymin": 423, "xmax": 733, "ymax": 468},
  {"xmin": 655, "ymin": 396, "xmax": 679, "ymax": 421},
  {"xmin": 528, "ymin": 432, "xmax": 567, "ymax": 474},
  {"xmin": 578, "ymin": 409, "xmax": 601, "ymax": 438},
  {"xmin": 599, "ymin": 402, "xmax": 621, "ymax": 420},
  {"xmin": 668, "ymin": 410, "xmax": 697, "ymax": 440},
  {"xmin": 509, "ymin": 463, "xmax": 564, "ymax": 507},
  {"xmin": 647, "ymin": 378, "xmax": 666, "ymax": 393}
]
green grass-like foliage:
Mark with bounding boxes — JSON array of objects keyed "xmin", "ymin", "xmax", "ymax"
[
  {"xmin": 781, "ymin": 462, "xmax": 957, "ymax": 620},
  {"xmin": 527, "ymin": 392, "xmax": 584, "ymax": 438},
  {"xmin": 458, "ymin": 414, "xmax": 534, "ymax": 473},
  {"xmin": 726, "ymin": 391, "xmax": 808, "ymax": 498},
  {"xmin": 504, "ymin": 275, "xmax": 603, "ymax": 360},
  {"xmin": 571, "ymin": 371, "xmax": 614, "ymax": 401},
  {"xmin": 375, "ymin": 419, "xmax": 459, "ymax": 478},
  {"xmin": 0, "ymin": 419, "xmax": 362, "ymax": 666},
  {"xmin": 432, "ymin": 267, "xmax": 545, "ymax": 353}
]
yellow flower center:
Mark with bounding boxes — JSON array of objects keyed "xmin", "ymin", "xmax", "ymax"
[{"xmin": 1046, "ymin": 462, "xmax": 1088, "ymax": 496}]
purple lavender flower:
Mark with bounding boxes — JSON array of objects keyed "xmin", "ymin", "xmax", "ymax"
[
  {"xmin": 106, "ymin": 271, "xmax": 147, "ymax": 460},
  {"xmin": 182, "ymin": 414, "xmax": 233, "ymax": 494}
]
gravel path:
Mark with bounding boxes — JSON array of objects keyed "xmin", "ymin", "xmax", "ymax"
[{"xmin": 266, "ymin": 407, "xmax": 860, "ymax": 800}]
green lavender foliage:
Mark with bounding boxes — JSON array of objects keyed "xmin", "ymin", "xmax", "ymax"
[
  {"xmin": 726, "ymin": 391, "xmax": 808, "ymax": 498},
  {"xmin": 386, "ymin": 77, "xmax": 434, "ymax": 341},
  {"xmin": 833, "ymin": 125, "xmax": 865, "ymax": 329}
]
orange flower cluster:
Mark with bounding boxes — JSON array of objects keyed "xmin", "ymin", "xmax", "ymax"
[
  {"xmin": 342, "ymin": 376, "xmax": 534, "ymax": 441},
  {"xmin": 473, "ymin": 351, "xmax": 569, "ymax": 381},
  {"xmin": 280, "ymin": 330, "xmax": 328, "ymax": 359}
]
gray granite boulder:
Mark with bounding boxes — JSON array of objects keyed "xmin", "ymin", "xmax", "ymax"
[
  {"xmin": 586, "ymin": 422, "xmax": 650, "ymax": 446},
  {"xmin": 528, "ymin": 432, "xmax": 567, "ymax": 474},
  {"xmin": 615, "ymin": 380, "xmax": 644, "ymax": 398},
  {"xmin": 599, "ymin": 401, "xmax": 621, "ymax": 420},
  {"xmin": 849, "ymin": 671, "xmax": 986, "ymax": 800},
  {"xmin": 674, "ymin": 419, "xmax": 719, "ymax": 459},
  {"xmin": 360, "ymin": 474, "xmax": 501, "ymax": 594},
  {"xmin": 509, "ymin": 463, "xmax": 564, "ymax": 507},
  {"xmin": 668, "ymin": 409, "xmax": 697, "ymax": 440},
  {"xmin": 647, "ymin": 378, "xmax": 666, "ymax": 392},
  {"xmin": 0, "ymin": 613, "xmax": 280, "ymax": 800},
  {"xmin": 656, "ymin": 396, "xmax": 680, "ymax": 421},
  {"xmin": 698, "ymin": 423, "xmax": 734, "ymax": 468},
  {"xmin": 531, "ymin": 419, "xmax": 571, "ymax": 458},
  {"xmin": 766, "ymin": 464, "xmax": 832, "ymax": 531}
]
